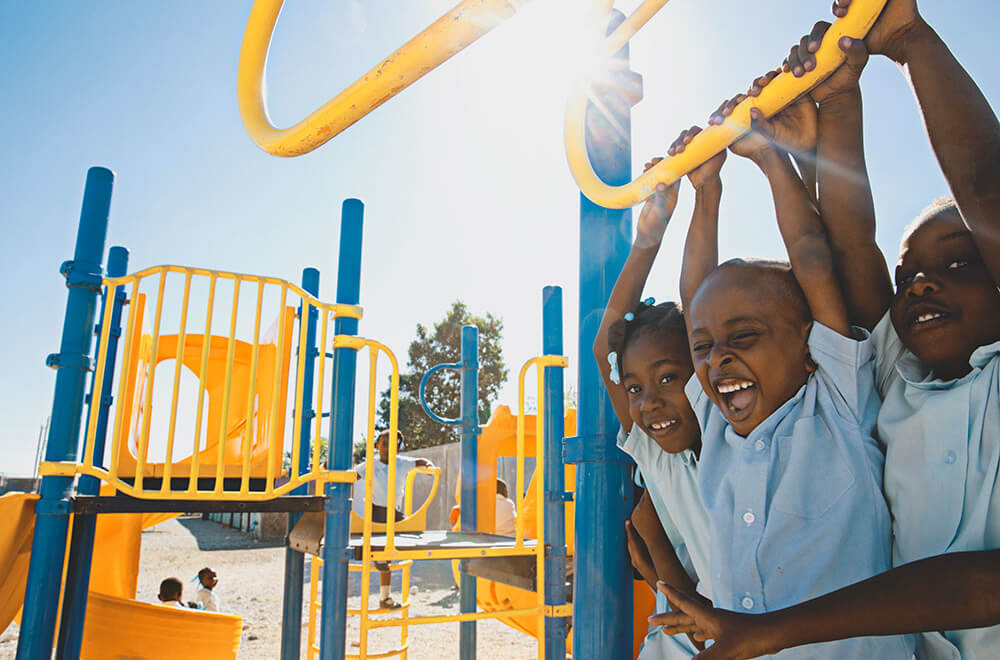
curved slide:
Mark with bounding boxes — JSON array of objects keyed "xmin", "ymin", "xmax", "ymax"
[{"xmin": 0, "ymin": 492, "xmax": 241, "ymax": 659}]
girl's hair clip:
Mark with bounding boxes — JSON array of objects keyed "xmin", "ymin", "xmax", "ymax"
[
  {"xmin": 623, "ymin": 312, "xmax": 634, "ymax": 322},
  {"xmin": 643, "ymin": 297, "xmax": 655, "ymax": 306},
  {"xmin": 608, "ymin": 352, "xmax": 621, "ymax": 384}
]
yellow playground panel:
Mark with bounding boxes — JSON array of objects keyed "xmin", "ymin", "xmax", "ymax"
[
  {"xmin": 39, "ymin": 264, "xmax": 364, "ymax": 500},
  {"xmin": 239, "ymin": 0, "xmax": 889, "ymax": 207}
]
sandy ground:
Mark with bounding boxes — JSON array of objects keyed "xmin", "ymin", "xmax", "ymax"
[{"xmin": 0, "ymin": 515, "xmax": 539, "ymax": 659}]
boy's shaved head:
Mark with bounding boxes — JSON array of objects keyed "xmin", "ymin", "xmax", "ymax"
[{"xmin": 695, "ymin": 258, "xmax": 810, "ymax": 326}]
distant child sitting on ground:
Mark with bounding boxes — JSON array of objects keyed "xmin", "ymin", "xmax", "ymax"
[
  {"xmin": 593, "ymin": 164, "xmax": 712, "ymax": 658},
  {"xmin": 668, "ymin": 62, "xmax": 911, "ymax": 656},
  {"xmin": 494, "ymin": 479, "xmax": 516, "ymax": 537},
  {"xmin": 195, "ymin": 567, "xmax": 220, "ymax": 612},
  {"xmin": 158, "ymin": 577, "xmax": 188, "ymax": 609}
]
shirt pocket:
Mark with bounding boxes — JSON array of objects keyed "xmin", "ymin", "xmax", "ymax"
[{"xmin": 770, "ymin": 416, "xmax": 856, "ymax": 520}]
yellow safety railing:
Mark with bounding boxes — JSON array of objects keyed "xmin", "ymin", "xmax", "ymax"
[
  {"xmin": 238, "ymin": 0, "xmax": 888, "ymax": 207},
  {"xmin": 39, "ymin": 265, "xmax": 361, "ymax": 500},
  {"xmin": 316, "ymin": 345, "xmax": 567, "ymax": 659}
]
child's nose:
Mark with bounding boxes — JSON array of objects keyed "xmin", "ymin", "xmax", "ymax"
[{"xmin": 908, "ymin": 272, "xmax": 941, "ymax": 296}]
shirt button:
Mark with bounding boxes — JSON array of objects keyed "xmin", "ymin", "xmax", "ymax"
[
  {"xmin": 741, "ymin": 596, "xmax": 754, "ymax": 610},
  {"xmin": 944, "ymin": 450, "xmax": 957, "ymax": 465},
  {"xmin": 754, "ymin": 440, "xmax": 765, "ymax": 452},
  {"xmin": 742, "ymin": 511, "xmax": 755, "ymax": 525}
]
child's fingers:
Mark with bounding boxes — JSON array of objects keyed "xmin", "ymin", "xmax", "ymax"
[
  {"xmin": 787, "ymin": 44, "xmax": 804, "ymax": 77},
  {"xmin": 808, "ymin": 21, "xmax": 831, "ymax": 54},
  {"xmin": 647, "ymin": 612, "xmax": 696, "ymax": 630},
  {"xmin": 832, "ymin": 0, "xmax": 850, "ymax": 19},
  {"xmin": 722, "ymin": 94, "xmax": 746, "ymax": 119},
  {"xmin": 748, "ymin": 70, "xmax": 778, "ymax": 97},
  {"xmin": 643, "ymin": 156, "xmax": 664, "ymax": 172},
  {"xmin": 669, "ymin": 126, "xmax": 700, "ymax": 154},
  {"xmin": 798, "ymin": 34, "xmax": 815, "ymax": 71},
  {"xmin": 839, "ymin": 36, "xmax": 870, "ymax": 71}
]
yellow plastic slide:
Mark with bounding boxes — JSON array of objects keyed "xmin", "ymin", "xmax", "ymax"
[{"xmin": 0, "ymin": 491, "xmax": 241, "ymax": 658}]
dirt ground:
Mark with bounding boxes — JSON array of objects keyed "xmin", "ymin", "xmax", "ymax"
[{"xmin": 0, "ymin": 515, "xmax": 539, "ymax": 659}]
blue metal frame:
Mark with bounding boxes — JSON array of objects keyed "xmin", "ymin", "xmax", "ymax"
[
  {"xmin": 568, "ymin": 10, "xmax": 638, "ymax": 659},
  {"xmin": 17, "ymin": 167, "xmax": 113, "ymax": 660},
  {"xmin": 541, "ymin": 286, "xmax": 568, "ymax": 660},
  {"xmin": 56, "ymin": 245, "xmax": 130, "ymax": 660},
  {"xmin": 418, "ymin": 325, "xmax": 479, "ymax": 660},
  {"xmin": 321, "ymin": 200, "xmax": 364, "ymax": 660},
  {"xmin": 281, "ymin": 267, "xmax": 321, "ymax": 660}
]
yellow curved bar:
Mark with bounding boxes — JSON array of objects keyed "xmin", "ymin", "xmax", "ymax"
[
  {"xmin": 565, "ymin": 0, "xmax": 888, "ymax": 209},
  {"xmin": 238, "ymin": 0, "xmax": 524, "ymax": 157}
]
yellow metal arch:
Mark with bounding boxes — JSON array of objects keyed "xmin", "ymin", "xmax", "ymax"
[{"xmin": 238, "ymin": 0, "xmax": 888, "ymax": 208}]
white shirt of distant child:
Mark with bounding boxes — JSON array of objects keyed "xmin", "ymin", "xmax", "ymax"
[{"xmin": 351, "ymin": 431, "xmax": 429, "ymax": 516}]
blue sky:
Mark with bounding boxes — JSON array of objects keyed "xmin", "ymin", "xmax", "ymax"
[{"xmin": 1, "ymin": 1, "xmax": 997, "ymax": 474}]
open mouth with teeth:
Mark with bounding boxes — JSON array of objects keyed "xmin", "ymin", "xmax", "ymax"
[
  {"xmin": 645, "ymin": 419, "xmax": 678, "ymax": 436},
  {"xmin": 714, "ymin": 378, "xmax": 757, "ymax": 419},
  {"xmin": 905, "ymin": 304, "xmax": 953, "ymax": 331}
]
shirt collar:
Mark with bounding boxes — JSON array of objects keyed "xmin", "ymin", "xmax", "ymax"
[{"xmin": 896, "ymin": 340, "xmax": 1000, "ymax": 389}]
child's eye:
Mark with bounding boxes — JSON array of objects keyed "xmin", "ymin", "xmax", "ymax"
[
  {"xmin": 947, "ymin": 259, "xmax": 970, "ymax": 269},
  {"xmin": 659, "ymin": 374, "xmax": 676, "ymax": 385},
  {"xmin": 626, "ymin": 384, "xmax": 641, "ymax": 395},
  {"xmin": 895, "ymin": 272, "xmax": 914, "ymax": 289},
  {"xmin": 691, "ymin": 342, "xmax": 712, "ymax": 354}
]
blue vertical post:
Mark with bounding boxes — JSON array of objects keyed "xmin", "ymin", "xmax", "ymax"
[
  {"xmin": 541, "ymin": 286, "xmax": 568, "ymax": 660},
  {"xmin": 281, "ymin": 267, "xmax": 320, "ymax": 660},
  {"xmin": 569, "ymin": 10, "xmax": 639, "ymax": 659},
  {"xmin": 17, "ymin": 167, "xmax": 113, "ymax": 660},
  {"xmin": 320, "ymin": 200, "xmax": 363, "ymax": 660},
  {"xmin": 55, "ymin": 245, "xmax": 129, "ymax": 660},
  {"xmin": 458, "ymin": 325, "xmax": 479, "ymax": 660}
]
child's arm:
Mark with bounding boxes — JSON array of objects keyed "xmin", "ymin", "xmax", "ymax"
[
  {"xmin": 629, "ymin": 489, "xmax": 700, "ymax": 602},
  {"xmin": 777, "ymin": 25, "xmax": 893, "ymax": 330},
  {"xmin": 728, "ymin": 102, "xmax": 851, "ymax": 336},
  {"xmin": 676, "ymin": 126, "xmax": 727, "ymax": 314},
  {"xmin": 650, "ymin": 550, "xmax": 1000, "ymax": 660},
  {"xmin": 836, "ymin": 0, "xmax": 1000, "ymax": 285},
  {"xmin": 593, "ymin": 169, "xmax": 680, "ymax": 431}
]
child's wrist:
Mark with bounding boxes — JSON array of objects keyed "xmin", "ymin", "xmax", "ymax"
[
  {"xmin": 693, "ymin": 177, "xmax": 722, "ymax": 196},
  {"xmin": 882, "ymin": 18, "xmax": 935, "ymax": 64}
]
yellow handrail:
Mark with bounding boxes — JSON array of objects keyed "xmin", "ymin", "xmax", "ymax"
[{"xmin": 564, "ymin": 0, "xmax": 888, "ymax": 208}]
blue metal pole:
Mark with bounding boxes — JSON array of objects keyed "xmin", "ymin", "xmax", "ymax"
[
  {"xmin": 458, "ymin": 325, "xmax": 480, "ymax": 660},
  {"xmin": 56, "ymin": 245, "xmax": 129, "ymax": 660},
  {"xmin": 568, "ymin": 10, "xmax": 638, "ymax": 659},
  {"xmin": 17, "ymin": 167, "xmax": 113, "ymax": 660},
  {"xmin": 320, "ymin": 200, "xmax": 364, "ymax": 660},
  {"xmin": 281, "ymin": 267, "xmax": 320, "ymax": 660},
  {"xmin": 541, "ymin": 286, "xmax": 568, "ymax": 660}
]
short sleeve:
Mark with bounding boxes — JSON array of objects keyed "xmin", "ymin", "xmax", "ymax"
[
  {"xmin": 807, "ymin": 321, "xmax": 875, "ymax": 419},
  {"xmin": 618, "ymin": 424, "xmax": 659, "ymax": 469},
  {"xmin": 870, "ymin": 311, "xmax": 907, "ymax": 397},
  {"xmin": 684, "ymin": 374, "xmax": 713, "ymax": 433}
]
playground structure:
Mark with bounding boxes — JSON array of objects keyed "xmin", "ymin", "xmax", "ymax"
[{"xmin": 9, "ymin": 1, "xmax": 892, "ymax": 658}]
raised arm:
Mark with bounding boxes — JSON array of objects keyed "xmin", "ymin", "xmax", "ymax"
[
  {"xmin": 836, "ymin": 0, "xmax": 1000, "ymax": 285},
  {"xmin": 650, "ymin": 550, "xmax": 1000, "ymax": 660},
  {"xmin": 675, "ymin": 126, "xmax": 727, "ymax": 314},
  {"xmin": 729, "ymin": 102, "xmax": 851, "ymax": 336},
  {"xmin": 593, "ymin": 168, "xmax": 679, "ymax": 431},
  {"xmin": 781, "ymin": 25, "xmax": 893, "ymax": 329}
]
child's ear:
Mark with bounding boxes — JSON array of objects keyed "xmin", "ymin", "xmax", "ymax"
[{"xmin": 802, "ymin": 322, "xmax": 818, "ymax": 373}]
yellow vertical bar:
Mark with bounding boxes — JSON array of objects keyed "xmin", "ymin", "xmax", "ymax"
[
  {"xmin": 360, "ymin": 344, "xmax": 376, "ymax": 659},
  {"xmin": 289, "ymin": 294, "xmax": 309, "ymax": 485},
  {"xmin": 378, "ymin": 347, "xmax": 398, "ymax": 552},
  {"xmin": 136, "ymin": 269, "xmax": 168, "ymax": 492},
  {"xmin": 308, "ymin": 557, "xmax": 321, "ymax": 660},
  {"xmin": 189, "ymin": 273, "xmax": 217, "ymax": 494},
  {"xmin": 265, "ymin": 285, "xmax": 289, "ymax": 486},
  {"xmin": 109, "ymin": 278, "xmax": 139, "ymax": 483},
  {"xmin": 161, "ymin": 271, "xmax": 192, "ymax": 492},
  {"xmin": 239, "ymin": 280, "xmax": 264, "ymax": 495},
  {"xmin": 400, "ymin": 561, "xmax": 411, "ymax": 659},
  {"xmin": 83, "ymin": 280, "xmax": 117, "ymax": 470},
  {"xmin": 515, "ymin": 362, "xmax": 528, "ymax": 547},
  {"xmin": 214, "ymin": 276, "xmax": 241, "ymax": 493},
  {"xmin": 312, "ymin": 309, "xmax": 330, "ymax": 477}
]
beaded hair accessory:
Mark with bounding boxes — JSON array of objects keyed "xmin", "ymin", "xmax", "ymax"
[{"xmin": 607, "ymin": 352, "xmax": 621, "ymax": 384}]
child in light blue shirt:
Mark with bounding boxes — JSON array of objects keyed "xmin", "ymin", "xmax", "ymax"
[{"xmin": 664, "ymin": 72, "xmax": 911, "ymax": 656}]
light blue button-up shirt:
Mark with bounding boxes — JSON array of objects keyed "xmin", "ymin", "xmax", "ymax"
[
  {"xmin": 873, "ymin": 312, "xmax": 1000, "ymax": 660},
  {"xmin": 618, "ymin": 424, "xmax": 712, "ymax": 599},
  {"xmin": 686, "ymin": 322, "xmax": 914, "ymax": 659}
]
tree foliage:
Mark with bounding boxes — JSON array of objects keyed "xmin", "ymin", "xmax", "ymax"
[{"xmin": 377, "ymin": 301, "xmax": 507, "ymax": 450}]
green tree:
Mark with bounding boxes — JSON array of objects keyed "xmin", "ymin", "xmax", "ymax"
[{"xmin": 377, "ymin": 301, "xmax": 507, "ymax": 450}]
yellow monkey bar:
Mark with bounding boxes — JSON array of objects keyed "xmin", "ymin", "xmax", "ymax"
[{"xmin": 238, "ymin": 0, "xmax": 888, "ymax": 206}]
